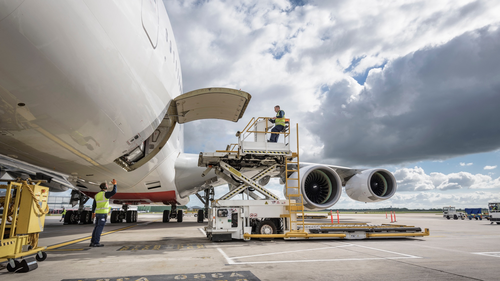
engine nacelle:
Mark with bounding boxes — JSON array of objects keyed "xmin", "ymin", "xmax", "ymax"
[
  {"xmin": 286, "ymin": 165, "xmax": 342, "ymax": 210},
  {"xmin": 345, "ymin": 169, "xmax": 397, "ymax": 202}
]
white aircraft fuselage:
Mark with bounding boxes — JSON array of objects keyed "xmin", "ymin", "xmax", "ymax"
[{"xmin": 0, "ymin": 0, "xmax": 190, "ymax": 205}]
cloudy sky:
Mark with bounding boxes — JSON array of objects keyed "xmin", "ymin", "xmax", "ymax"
[{"xmin": 164, "ymin": 0, "xmax": 500, "ymax": 209}]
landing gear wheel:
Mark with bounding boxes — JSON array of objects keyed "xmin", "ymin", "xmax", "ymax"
[
  {"xmin": 256, "ymin": 220, "xmax": 277, "ymax": 240},
  {"xmin": 81, "ymin": 211, "xmax": 90, "ymax": 224},
  {"xmin": 36, "ymin": 251, "xmax": 47, "ymax": 262},
  {"xmin": 64, "ymin": 211, "xmax": 71, "ymax": 224},
  {"xmin": 7, "ymin": 260, "xmax": 20, "ymax": 272},
  {"xmin": 111, "ymin": 211, "xmax": 118, "ymax": 223},
  {"xmin": 134, "ymin": 211, "xmax": 138, "ymax": 222},
  {"xmin": 163, "ymin": 210, "xmax": 170, "ymax": 222},
  {"xmin": 197, "ymin": 210, "xmax": 204, "ymax": 223},
  {"xmin": 126, "ymin": 210, "xmax": 133, "ymax": 223},
  {"xmin": 177, "ymin": 210, "xmax": 183, "ymax": 222},
  {"xmin": 70, "ymin": 211, "xmax": 79, "ymax": 224}
]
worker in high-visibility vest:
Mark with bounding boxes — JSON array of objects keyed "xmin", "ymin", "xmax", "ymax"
[
  {"xmin": 269, "ymin": 105, "xmax": 285, "ymax": 142},
  {"xmin": 90, "ymin": 179, "xmax": 117, "ymax": 247},
  {"xmin": 59, "ymin": 207, "xmax": 66, "ymax": 222}
]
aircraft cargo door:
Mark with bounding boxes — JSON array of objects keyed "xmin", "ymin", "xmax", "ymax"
[{"xmin": 171, "ymin": 88, "xmax": 251, "ymax": 124}]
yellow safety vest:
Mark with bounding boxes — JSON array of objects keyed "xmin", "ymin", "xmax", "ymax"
[
  {"xmin": 275, "ymin": 110, "xmax": 285, "ymax": 126},
  {"xmin": 95, "ymin": 191, "xmax": 109, "ymax": 214},
  {"xmin": 62, "ymin": 210, "xmax": 66, "ymax": 215}
]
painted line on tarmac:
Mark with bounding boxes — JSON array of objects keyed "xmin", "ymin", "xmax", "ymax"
[
  {"xmin": 62, "ymin": 271, "xmax": 260, "ymax": 281},
  {"xmin": 199, "ymin": 227, "xmax": 207, "ymax": 236},
  {"xmin": 347, "ymin": 242, "xmax": 420, "ymax": 259},
  {"xmin": 230, "ymin": 244, "xmax": 354, "ymax": 260},
  {"xmin": 218, "ymin": 243, "xmax": 421, "ymax": 265},
  {"xmin": 473, "ymin": 252, "xmax": 500, "ymax": 258},
  {"xmin": 46, "ymin": 248, "xmax": 88, "ymax": 252},
  {"xmin": 46, "ymin": 224, "xmax": 140, "ymax": 250}
]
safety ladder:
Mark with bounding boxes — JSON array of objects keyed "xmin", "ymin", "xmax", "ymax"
[{"xmin": 284, "ymin": 124, "xmax": 306, "ymax": 234}]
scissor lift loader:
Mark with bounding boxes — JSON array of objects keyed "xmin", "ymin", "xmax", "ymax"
[{"xmin": 200, "ymin": 118, "xmax": 429, "ymax": 241}]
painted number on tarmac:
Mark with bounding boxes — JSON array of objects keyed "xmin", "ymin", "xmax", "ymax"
[
  {"xmin": 62, "ymin": 271, "xmax": 260, "ymax": 281},
  {"xmin": 117, "ymin": 244, "xmax": 206, "ymax": 251}
]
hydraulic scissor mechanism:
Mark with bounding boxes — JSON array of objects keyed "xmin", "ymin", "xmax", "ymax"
[{"xmin": 218, "ymin": 162, "xmax": 279, "ymax": 201}]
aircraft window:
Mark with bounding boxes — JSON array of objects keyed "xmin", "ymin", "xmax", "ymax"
[{"xmin": 165, "ymin": 28, "xmax": 169, "ymax": 42}]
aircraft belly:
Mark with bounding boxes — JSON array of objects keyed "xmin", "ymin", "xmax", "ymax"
[{"xmin": 0, "ymin": 0, "xmax": 179, "ymax": 185}]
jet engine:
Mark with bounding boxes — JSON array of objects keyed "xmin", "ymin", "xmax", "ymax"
[
  {"xmin": 345, "ymin": 169, "xmax": 397, "ymax": 202},
  {"xmin": 286, "ymin": 165, "xmax": 342, "ymax": 210}
]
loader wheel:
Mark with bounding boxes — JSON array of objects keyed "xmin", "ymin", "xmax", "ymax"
[
  {"xmin": 257, "ymin": 220, "xmax": 277, "ymax": 239},
  {"xmin": 163, "ymin": 210, "xmax": 170, "ymax": 222},
  {"xmin": 36, "ymin": 251, "xmax": 47, "ymax": 262},
  {"xmin": 7, "ymin": 260, "xmax": 20, "ymax": 272},
  {"xmin": 446, "ymin": 215, "xmax": 450, "ymax": 220}
]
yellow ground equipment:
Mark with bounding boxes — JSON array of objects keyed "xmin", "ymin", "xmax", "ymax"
[{"xmin": 1, "ymin": 180, "xmax": 49, "ymax": 272}]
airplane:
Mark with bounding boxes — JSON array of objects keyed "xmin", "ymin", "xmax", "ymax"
[{"xmin": 0, "ymin": 1, "xmax": 397, "ymax": 226}]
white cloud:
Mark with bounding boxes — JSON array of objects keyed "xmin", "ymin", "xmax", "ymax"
[
  {"xmin": 394, "ymin": 167, "xmax": 500, "ymax": 191},
  {"xmin": 165, "ymin": 0, "xmax": 500, "ymax": 167},
  {"xmin": 484, "ymin": 165, "xmax": 497, "ymax": 170},
  {"xmin": 460, "ymin": 162, "xmax": 473, "ymax": 166}
]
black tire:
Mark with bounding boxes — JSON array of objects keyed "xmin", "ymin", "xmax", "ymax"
[
  {"xmin": 446, "ymin": 215, "xmax": 450, "ymax": 220},
  {"xmin": 126, "ymin": 211, "xmax": 133, "ymax": 223},
  {"xmin": 497, "ymin": 222, "xmax": 500, "ymax": 224},
  {"xmin": 197, "ymin": 210, "xmax": 204, "ymax": 223},
  {"xmin": 256, "ymin": 220, "xmax": 277, "ymax": 236},
  {"xmin": 177, "ymin": 210, "xmax": 183, "ymax": 222},
  {"xmin": 453, "ymin": 214, "xmax": 458, "ymax": 220},
  {"xmin": 35, "ymin": 252, "xmax": 47, "ymax": 262},
  {"xmin": 111, "ymin": 211, "xmax": 118, "ymax": 223},
  {"xmin": 70, "ymin": 211, "xmax": 79, "ymax": 224},
  {"xmin": 64, "ymin": 210, "xmax": 72, "ymax": 224},
  {"xmin": 7, "ymin": 260, "xmax": 20, "ymax": 272},
  {"xmin": 81, "ymin": 211, "xmax": 90, "ymax": 224},
  {"xmin": 133, "ymin": 211, "xmax": 138, "ymax": 222},
  {"xmin": 163, "ymin": 210, "xmax": 170, "ymax": 222}
]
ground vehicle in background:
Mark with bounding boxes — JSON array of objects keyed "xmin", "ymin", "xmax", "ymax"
[
  {"xmin": 488, "ymin": 203, "xmax": 500, "ymax": 224},
  {"xmin": 464, "ymin": 208, "xmax": 487, "ymax": 220},
  {"xmin": 443, "ymin": 206, "xmax": 466, "ymax": 220}
]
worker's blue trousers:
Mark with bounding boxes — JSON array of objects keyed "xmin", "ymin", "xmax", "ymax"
[
  {"xmin": 270, "ymin": 125, "xmax": 284, "ymax": 142},
  {"xmin": 91, "ymin": 214, "xmax": 107, "ymax": 244}
]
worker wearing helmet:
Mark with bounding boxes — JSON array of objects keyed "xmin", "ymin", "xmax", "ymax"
[
  {"xmin": 269, "ymin": 105, "xmax": 285, "ymax": 142},
  {"xmin": 90, "ymin": 179, "xmax": 117, "ymax": 247}
]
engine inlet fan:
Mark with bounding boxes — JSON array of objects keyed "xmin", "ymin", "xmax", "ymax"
[
  {"xmin": 370, "ymin": 172, "xmax": 388, "ymax": 196},
  {"xmin": 304, "ymin": 170, "xmax": 333, "ymax": 205}
]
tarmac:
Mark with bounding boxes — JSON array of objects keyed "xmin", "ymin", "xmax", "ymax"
[{"xmin": 1, "ymin": 212, "xmax": 499, "ymax": 281}]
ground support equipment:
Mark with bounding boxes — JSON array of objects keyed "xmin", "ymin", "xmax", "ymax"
[
  {"xmin": 488, "ymin": 203, "xmax": 500, "ymax": 224},
  {"xmin": 200, "ymin": 117, "xmax": 429, "ymax": 241},
  {"xmin": 1, "ymin": 180, "xmax": 49, "ymax": 272}
]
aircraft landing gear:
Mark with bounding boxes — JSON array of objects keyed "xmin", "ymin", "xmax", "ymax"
[
  {"xmin": 110, "ymin": 204, "xmax": 138, "ymax": 223},
  {"xmin": 162, "ymin": 204, "xmax": 183, "ymax": 223},
  {"xmin": 64, "ymin": 190, "xmax": 92, "ymax": 224}
]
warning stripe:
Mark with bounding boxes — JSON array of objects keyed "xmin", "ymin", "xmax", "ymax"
[{"xmin": 244, "ymin": 150, "xmax": 289, "ymax": 154}]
